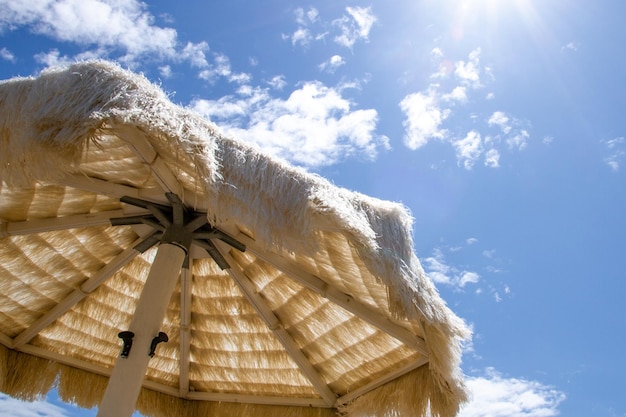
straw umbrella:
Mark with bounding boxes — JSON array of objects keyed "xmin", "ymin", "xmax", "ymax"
[{"xmin": 0, "ymin": 61, "xmax": 469, "ymax": 417}]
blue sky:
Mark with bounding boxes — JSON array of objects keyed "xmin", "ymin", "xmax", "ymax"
[{"xmin": 1, "ymin": 0, "xmax": 625, "ymax": 416}]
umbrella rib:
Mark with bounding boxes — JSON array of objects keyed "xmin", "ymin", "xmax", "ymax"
[
  {"xmin": 114, "ymin": 125, "xmax": 189, "ymax": 204},
  {"xmin": 11, "ymin": 233, "xmax": 155, "ymax": 348},
  {"xmin": 233, "ymin": 234, "xmax": 429, "ymax": 356},
  {"xmin": 2, "ymin": 210, "xmax": 126, "ymax": 236},
  {"xmin": 56, "ymin": 174, "xmax": 158, "ymax": 200},
  {"xmin": 334, "ymin": 355, "xmax": 429, "ymax": 407},
  {"xmin": 212, "ymin": 241, "xmax": 337, "ymax": 406}
]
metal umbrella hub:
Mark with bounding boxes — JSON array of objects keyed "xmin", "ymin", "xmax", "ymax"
[{"xmin": 111, "ymin": 192, "xmax": 245, "ymax": 270}]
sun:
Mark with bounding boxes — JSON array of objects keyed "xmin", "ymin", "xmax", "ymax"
[{"xmin": 449, "ymin": 0, "xmax": 537, "ymax": 41}]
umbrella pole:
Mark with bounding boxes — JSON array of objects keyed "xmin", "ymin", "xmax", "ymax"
[{"xmin": 97, "ymin": 242, "xmax": 186, "ymax": 417}]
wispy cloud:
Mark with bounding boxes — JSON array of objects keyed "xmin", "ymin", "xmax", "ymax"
[
  {"xmin": 488, "ymin": 111, "xmax": 530, "ymax": 150},
  {"xmin": 562, "ymin": 41, "xmax": 579, "ymax": 52},
  {"xmin": 158, "ymin": 64, "xmax": 172, "ymax": 78},
  {"xmin": 319, "ymin": 54, "xmax": 345, "ymax": 73},
  {"xmin": 284, "ymin": 6, "xmax": 376, "ymax": 50},
  {"xmin": 424, "ymin": 240, "xmax": 509, "ymax": 301},
  {"xmin": 424, "ymin": 248, "xmax": 480, "ymax": 289},
  {"xmin": 190, "ymin": 81, "xmax": 388, "ymax": 168},
  {"xmin": 0, "ymin": 47, "xmax": 15, "ymax": 62},
  {"xmin": 0, "ymin": 393, "xmax": 73, "ymax": 417},
  {"xmin": 282, "ymin": 7, "xmax": 325, "ymax": 47},
  {"xmin": 333, "ymin": 6, "xmax": 377, "ymax": 48},
  {"xmin": 266, "ymin": 75, "xmax": 287, "ymax": 90},
  {"xmin": 604, "ymin": 137, "xmax": 625, "ymax": 172},
  {"xmin": 198, "ymin": 53, "xmax": 251, "ymax": 84},
  {"xmin": 460, "ymin": 368, "xmax": 566, "ymax": 417}
]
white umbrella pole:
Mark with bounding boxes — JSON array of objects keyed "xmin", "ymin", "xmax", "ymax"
[{"xmin": 97, "ymin": 242, "xmax": 186, "ymax": 417}]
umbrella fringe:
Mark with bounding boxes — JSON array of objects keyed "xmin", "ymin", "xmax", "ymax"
[
  {"xmin": 0, "ymin": 345, "xmax": 58, "ymax": 401},
  {"xmin": 338, "ymin": 364, "xmax": 466, "ymax": 417},
  {"xmin": 0, "ymin": 344, "xmax": 467, "ymax": 417},
  {"xmin": 56, "ymin": 363, "xmax": 109, "ymax": 409}
]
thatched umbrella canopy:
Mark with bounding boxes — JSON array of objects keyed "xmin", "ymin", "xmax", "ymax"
[{"xmin": 0, "ymin": 61, "xmax": 469, "ymax": 417}]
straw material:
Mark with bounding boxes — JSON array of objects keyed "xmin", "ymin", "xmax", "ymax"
[{"xmin": 0, "ymin": 61, "xmax": 469, "ymax": 416}]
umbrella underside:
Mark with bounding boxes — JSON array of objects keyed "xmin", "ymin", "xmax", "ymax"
[
  {"xmin": 0, "ymin": 61, "xmax": 468, "ymax": 417},
  {"xmin": 0, "ymin": 131, "xmax": 428, "ymax": 408}
]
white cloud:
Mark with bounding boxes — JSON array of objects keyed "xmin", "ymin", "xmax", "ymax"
[
  {"xmin": 180, "ymin": 41, "xmax": 210, "ymax": 68},
  {"xmin": 190, "ymin": 82, "xmax": 388, "ymax": 168},
  {"xmin": 562, "ymin": 41, "xmax": 579, "ymax": 52},
  {"xmin": 0, "ymin": 394, "xmax": 72, "ymax": 417},
  {"xmin": 295, "ymin": 6, "xmax": 318, "ymax": 26},
  {"xmin": 424, "ymin": 248, "xmax": 480, "ymax": 289},
  {"xmin": 198, "ymin": 53, "xmax": 251, "ymax": 84},
  {"xmin": 284, "ymin": 6, "xmax": 375, "ymax": 50},
  {"xmin": 431, "ymin": 47, "xmax": 444, "ymax": 58},
  {"xmin": 460, "ymin": 368, "xmax": 566, "ymax": 417},
  {"xmin": 507, "ymin": 129, "xmax": 530, "ymax": 150},
  {"xmin": 606, "ymin": 137, "xmax": 624, "ymax": 149},
  {"xmin": 0, "ymin": 46, "xmax": 15, "ymax": 62},
  {"xmin": 33, "ymin": 48, "xmax": 69, "ymax": 67},
  {"xmin": 34, "ymin": 47, "xmax": 103, "ymax": 67},
  {"xmin": 333, "ymin": 6, "xmax": 377, "ymax": 48},
  {"xmin": 454, "ymin": 130, "xmax": 483, "ymax": 170},
  {"xmin": 0, "ymin": 0, "xmax": 178, "ymax": 63},
  {"xmin": 284, "ymin": 7, "xmax": 320, "ymax": 46},
  {"xmin": 306, "ymin": 8, "xmax": 319, "ymax": 23},
  {"xmin": 399, "ymin": 89, "xmax": 449, "ymax": 149},
  {"xmin": 0, "ymin": 0, "xmax": 228, "ymax": 70},
  {"xmin": 488, "ymin": 112, "xmax": 530, "ymax": 151},
  {"xmin": 266, "ymin": 75, "xmax": 287, "ymax": 90},
  {"xmin": 459, "ymin": 271, "xmax": 480, "ymax": 286},
  {"xmin": 319, "ymin": 54, "xmax": 345, "ymax": 73},
  {"xmin": 290, "ymin": 27, "xmax": 312, "ymax": 46},
  {"xmin": 455, "ymin": 48, "xmax": 482, "ymax": 87},
  {"xmin": 484, "ymin": 148, "xmax": 500, "ymax": 168},
  {"xmin": 158, "ymin": 64, "xmax": 172, "ymax": 78},
  {"xmin": 488, "ymin": 111, "xmax": 512, "ymax": 133},
  {"xmin": 401, "ymin": 48, "xmax": 532, "ymax": 169},
  {"xmin": 442, "ymin": 86, "xmax": 468, "ymax": 103},
  {"xmin": 466, "ymin": 237, "xmax": 478, "ymax": 245}
]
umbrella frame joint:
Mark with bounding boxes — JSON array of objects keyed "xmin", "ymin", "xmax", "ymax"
[{"xmin": 114, "ymin": 194, "xmax": 246, "ymax": 268}]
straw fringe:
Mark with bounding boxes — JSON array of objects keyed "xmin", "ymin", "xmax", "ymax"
[
  {"xmin": 57, "ymin": 364, "xmax": 108, "ymax": 409},
  {"xmin": 0, "ymin": 346, "xmax": 336, "ymax": 417},
  {"xmin": 0, "ymin": 345, "xmax": 58, "ymax": 401},
  {"xmin": 339, "ymin": 363, "xmax": 466, "ymax": 417}
]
